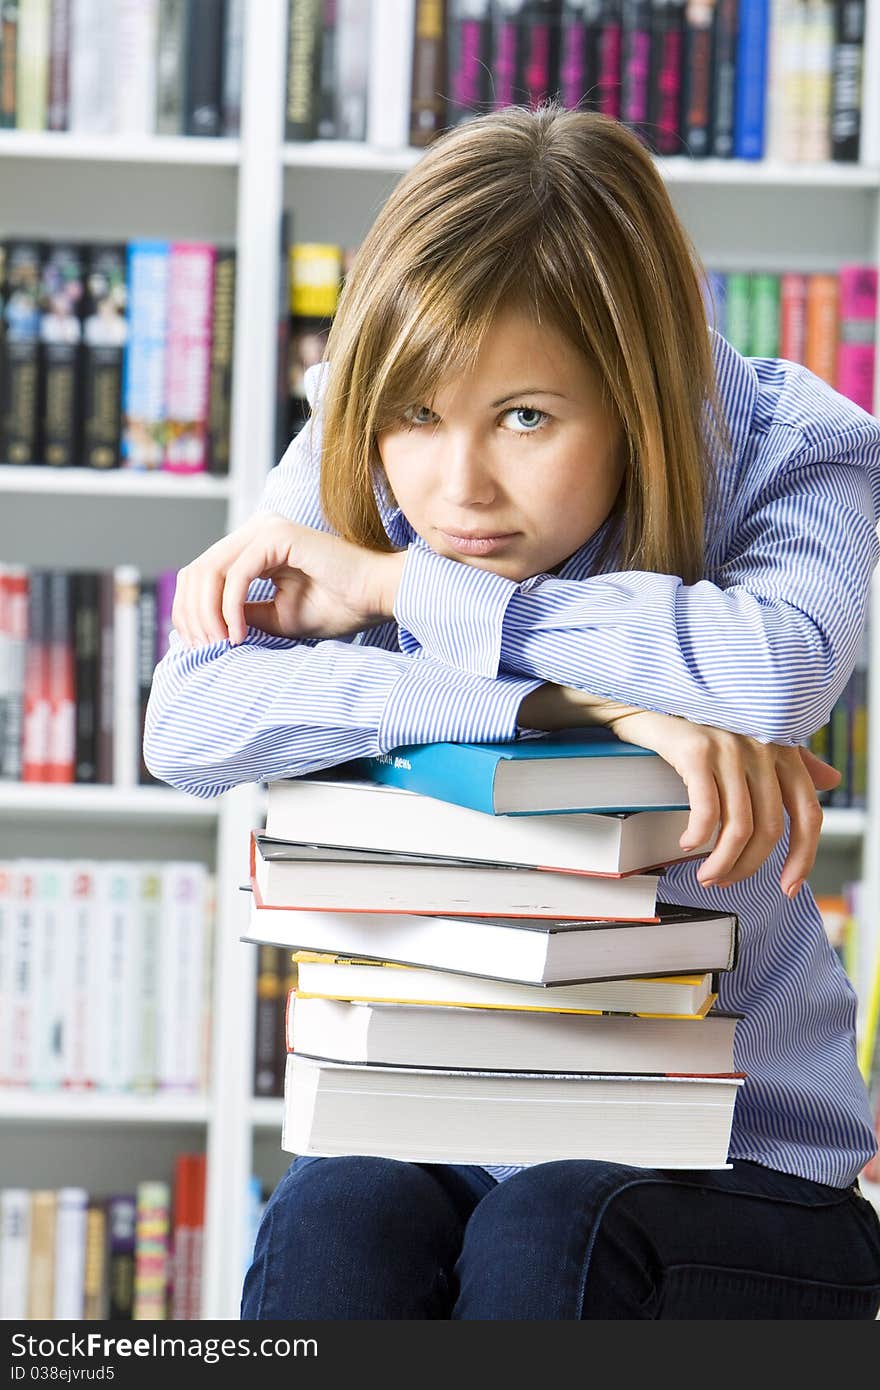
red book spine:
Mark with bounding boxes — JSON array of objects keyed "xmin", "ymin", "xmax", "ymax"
[
  {"xmin": 47, "ymin": 571, "xmax": 75, "ymax": 783},
  {"xmin": 21, "ymin": 572, "xmax": 51, "ymax": 784},
  {"xmin": 597, "ymin": 6, "xmax": 623, "ymax": 118},
  {"xmin": 837, "ymin": 264, "xmax": 877, "ymax": 414},
  {"xmin": 780, "ymin": 273, "xmax": 809, "ymax": 363},
  {"xmin": 163, "ymin": 243, "xmax": 216, "ymax": 474}
]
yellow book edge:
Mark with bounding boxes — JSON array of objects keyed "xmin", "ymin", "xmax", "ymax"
[{"xmin": 292, "ymin": 989, "xmax": 719, "ymax": 1022}]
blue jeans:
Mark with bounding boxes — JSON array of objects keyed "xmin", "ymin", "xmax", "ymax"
[{"xmin": 241, "ymin": 1155, "xmax": 880, "ymax": 1319}]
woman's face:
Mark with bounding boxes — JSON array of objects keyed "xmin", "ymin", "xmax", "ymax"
[{"xmin": 377, "ymin": 305, "xmax": 625, "ymax": 582}]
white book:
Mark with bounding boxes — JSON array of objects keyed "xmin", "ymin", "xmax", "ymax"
[
  {"xmin": 112, "ymin": 565, "xmax": 140, "ymax": 789},
  {"xmin": 264, "ymin": 776, "xmax": 715, "ymax": 877},
  {"xmin": 8, "ymin": 863, "xmax": 37, "ymax": 1086},
  {"xmin": 282, "ymin": 1053, "xmax": 745, "ymax": 1168},
  {"xmin": 861, "ymin": 0, "xmax": 880, "ymax": 166},
  {"xmin": 15, "ymin": 0, "xmax": 51, "ymax": 131},
  {"xmin": 0, "ymin": 1189, "xmax": 31, "ymax": 1321},
  {"xmin": 114, "ymin": 0, "xmax": 159, "ymax": 134},
  {"xmin": 0, "ymin": 863, "xmax": 12, "ymax": 1085},
  {"xmin": 157, "ymin": 863, "xmax": 208, "ymax": 1091},
  {"xmin": 53, "ymin": 1187, "xmax": 88, "ymax": 1320},
  {"xmin": 133, "ymin": 866, "xmax": 162, "ymax": 1092},
  {"xmin": 334, "ymin": 0, "xmax": 371, "ymax": 141},
  {"xmin": 800, "ymin": 0, "xmax": 834, "ymax": 161},
  {"xmin": 69, "ymin": 0, "xmax": 116, "ymax": 134},
  {"xmin": 65, "ymin": 863, "xmax": 99, "ymax": 1088},
  {"xmin": 30, "ymin": 859, "xmax": 67, "ymax": 1089},
  {"xmin": 366, "ymin": 0, "xmax": 416, "ymax": 149},
  {"xmin": 94, "ymin": 862, "xmax": 140, "ymax": 1090}
]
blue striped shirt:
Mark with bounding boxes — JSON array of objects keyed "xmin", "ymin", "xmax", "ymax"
[{"xmin": 144, "ymin": 330, "xmax": 880, "ymax": 1187}]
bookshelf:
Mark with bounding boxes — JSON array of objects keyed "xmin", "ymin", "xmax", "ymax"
[{"xmin": 1, "ymin": 0, "xmax": 879, "ymax": 1320}]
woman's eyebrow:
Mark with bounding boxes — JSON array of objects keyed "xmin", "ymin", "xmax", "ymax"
[{"xmin": 490, "ymin": 388, "xmax": 568, "ymax": 406}]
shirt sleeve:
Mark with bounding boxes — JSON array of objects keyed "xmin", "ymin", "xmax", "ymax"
[
  {"xmin": 395, "ymin": 423, "xmax": 880, "ymax": 745},
  {"xmin": 143, "ymin": 366, "xmax": 540, "ymax": 797}
]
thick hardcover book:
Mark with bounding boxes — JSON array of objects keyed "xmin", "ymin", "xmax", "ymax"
[
  {"xmin": 733, "ymin": 0, "xmax": 769, "ymax": 157},
  {"xmin": 516, "ymin": 0, "xmax": 563, "ymax": 108},
  {"xmin": 334, "ymin": 0, "xmax": 370, "ymax": 140},
  {"xmin": 207, "ymin": 246, "xmax": 234, "ymax": 474},
  {"xmin": 345, "ymin": 727, "xmax": 690, "ymax": 815},
  {"xmin": 409, "ymin": 0, "xmax": 446, "ymax": 145},
  {"xmin": 39, "ymin": 241, "xmax": 85, "ymax": 469},
  {"xmin": 709, "ymin": 0, "xmax": 738, "ymax": 156},
  {"xmin": 285, "ymin": 0, "xmax": 323, "ymax": 140},
  {"xmin": 290, "ymin": 994, "xmax": 742, "ymax": 1074},
  {"xmin": 0, "ymin": 2, "xmax": 18, "ymax": 128},
  {"xmin": 681, "ymin": 0, "xmax": 715, "ymax": 155},
  {"xmin": 837, "ymin": 264, "xmax": 877, "ymax": 414},
  {"xmin": 267, "ymin": 775, "xmax": 715, "ymax": 874},
  {"xmin": 1, "ymin": 240, "xmax": 43, "ymax": 467},
  {"xmin": 156, "ymin": 0, "xmax": 187, "ymax": 135},
  {"xmin": 122, "ymin": 240, "xmax": 169, "ymax": 471},
  {"xmin": 71, "ymin": 574, "xmax": 99, "ymax": 782},
  {"xmin": 184, "ymin": 0, "xmax": 226, "ymax": 136},
  {"xmin": 446, "ymin": 0, "xmax": 493, "ymax": 126},
  {"xmin": 831, "ymin": 0, "xmax": 863, "ymax": 161},
  {"xmin": 647, "ymin": 0, "xmax": 686, "ymax": 154},
  {"xmin": 282, "ymin": 1053, "xmax": 745, "ymax": 1167},
  {"xmin": 620, "ymin": 0, "xmax": 652, "ymax": 141},
  {"xmin": 82, "ymin": 243, "xmax": 127, "ymax": 470},
  {"xmin": 47, "ymin": 0, "xmax": 70, "ymax": 130},
  {"xmin": 163, "ymin": 241, "xmax": 215, "ymax": 473},
  {"xmin": 246, "ymin": 890, "xmax": 737, "ymax": 985}
]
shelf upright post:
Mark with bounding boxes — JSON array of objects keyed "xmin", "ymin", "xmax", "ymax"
[{"xmin": 200, "ymin": 0, "xmax": 288, "ymax": 1321}]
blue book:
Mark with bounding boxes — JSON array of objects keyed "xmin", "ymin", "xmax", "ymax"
[
  {"xmin": 733, "ymin": 0, "xmax": 769, "ymax": 160},
  {"xmin": 121, "ymin": 239, "xmax": 169, "ymax": 470},
  {"xmin": 345, "ymin": 728, "xmax": 690, "ymax": 817}
]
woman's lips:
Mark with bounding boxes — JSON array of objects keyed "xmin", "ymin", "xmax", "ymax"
[{"xmin": 439, "ymin": 530, "xmax": 518, "ymax": 556}]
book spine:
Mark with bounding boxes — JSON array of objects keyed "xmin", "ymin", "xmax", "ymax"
[
  {"xmin": 132, "ymin": 1181, "xmax": 170, "ymax": 1320},
  {"xmin": 72, "ymin": 571, "xmax": 100, "ymax": 783},
  {"xmin": 333, "ymin": 0, "xmax": 370, "ymax": 140},
  {"xmin": 21, "ymin": 569, "xmax": 51, "ymax": 784},
  {"xmin": 68, "ymin": 0, "xmax": 113, "ymax": 134},
  {"xmin": 724, "ymin": 272, "xmax": 753, "ymax": 356},
  {"xmin": 847, "ymin": 618, "xmax": 869, "ymax": 809},
  {"xmin": 15, "ymin": 0, "xmax": 50, "ymax": 130},
  {"xmin": 53, "ymin": 1187, "xmax": 87, "ymax": 1320},
  {"xmin": 184, "ymin": 0, "xmax": 225, "ymax": 136},
  {"xmin": 0, "ymin": 1189, "xmax": 30, "ymax": 1320},
  {"xmin": 0, "ymin": 568, "xmax": 27, "ymax": 781},
  {"xmin": 222, "ymin": 0, "xmax": 243, "ymax": 134},
  {"xmin": 315, "ymin": 0, "xmax": 337, "ymax": 138},
  {"xmin": 0, "ymin": 860, "xmax": 9, "ymax": 1087},
  {"xmin": 285, "ymin": 0, "xmax": 323, "ymax": 140},
  {"xmin": 155, "ymin": 568, "xmax": 176, "ymax": 663},
  {"xmin": 26, "ymin": 1190, "xmax": 56, "ymax": 1319},
  {"xmin": 94, "ymin": 862, "xmax": 139, "ymax": 1090},
  {"xmin": 366, "ymin": 0, "xmax": 415, "ymax": 147},
  {"xmin": 558, "ymin": 0, "xmax": 586, "ymax": 112},
  {"xmin": 830, "ymin": 0, "xmax": 864, "ymax": 160},
  {"xmin": 0, "ymin": 2, "xmax": 19, "ymax": 128},
  {"xmin": 704, "ymin": 268, "xmax": 727, "ymax": 334},
  {"xmin": 779, "ymin": 270, "xmax": 808, "ymax": 360},
  {"xmin": 733, "ymin": 0, "xmax": 769, "ymax": 158},
  {"xmin": 7, "ymin": 864, "xmax": 34, "ymax": 1084},
  {"xmin": 170, "ymin": 1153, "xmax": 195, "ymax": 1320},
  {"xmin": 114, "ymin": 0, "xmax": 159, "ymax": 134},
  {"xmin": 40, "ymin": 242, "xmax": 85, "ymax": 469},
  {"xmin": 648, "ymin": 0, "xmax": 686, "ymax": 154},
  {"xmin": 163, "ymin": 242, "xmax": 215, "ymax": 474},
  {"xmin": 517, "ymin": 0, "xmax": 562, "ymax": 109},
  {"xmin": 709, "ymin": 0, "xmax": 738, "ymax": 156},
  {"xmin": 207, "ymin": 246, "xmax": 234, "ymax": 475},
  {"xmin": 112, "ymin": 564, "xmax": 140, "ymax": 788},
  {"xmin": 82, "ymin": 1201, "xmax": 108, "ymax": 1320},
  {"xmin": 106, "ymin": 1194, "xmax": 137, "ymax": 1320},
  {"xmin": 254, "ymin": 943, "xmax": 285, "ymax": 1097},
  {"xmin": 46, "ymin": 0, "xmax": 69, "ymax": 130},
  {"xmin": 63, "ymin": 865, "xmax": 97, "ymax": 1088},
  {"xmin": 800, "ymin": 0, "xmax": 834, "ymax": 161},
  {"xmin": 33, "ymin": 860, "xmax": 66, "ymax": 1087},
  {"xmin": 155, "ymin": 0, "xmax": 187, "ymax": 135},
  {"xmin": 763, "ymin": 0, "xmax": 787, "ymax": 158},
  {"xmin": 779, "ymin": 0, "xmax": 809, "ymax": 160},
  {"xmin": 803, "ymin": 270, "xmax": 839, "ymax": 386},
  {"xmin": 1, "ymin": 240, "xmax": 43, "ymax": 467},
  {"xmin": 121, "ymin": 240, "xmax": 169, "ymax": 471},
  {"xmin": 158, "ymin": 862, "xmax": 208, "ymax": 1092},
  {"xmin": 409, "ymin": 0, "xmax": 446, "ymax": 145},
  {"xmin": 82, "ymin": 243, "xmax": 127, "ymax": 470},
  {"xmin": 749, "ymin": 272, "xmax": 781, "ymax": 358},
  {"xmin": 137, "ymin": 577, "xmax": 159, "ymax": 784},
  {"xmin": 97, "ymin": 570, "xmax": 114, "ymax": 783},
  {"xmin": 132, "ymin": 867, "xmax": 161, "ymax": 1093},
  {"xmin": 620, "ymin": 0, "xmax": 652, "ymax": 140},
  {"xmin": 836, "ymin": 263, "xmax": 877, "ymax": 413},
  {"xmin": 446, "ymin": 0, "xmax": 493, "ymax": 127},
  {"xmin": 47, "ymin": 569, "xmax": 75, "ymax": 782}
]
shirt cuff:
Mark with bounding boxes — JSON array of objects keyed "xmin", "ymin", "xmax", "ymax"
[
  {"xmin": 379, "ymin": 657, "xmax": 541, "ymax": 750},
  {"xmin": 393, "ymin": 544, "xmax": 519, "ymax": 677}
]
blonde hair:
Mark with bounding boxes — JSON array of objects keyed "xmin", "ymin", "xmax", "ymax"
[{"xmin": 317, "ymin": 103, "xmax": 729, "ymax": 582}]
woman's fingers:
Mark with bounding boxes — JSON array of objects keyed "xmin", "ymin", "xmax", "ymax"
[
  {"xmin": 694, "ymin": 753, "xmax": 755, "ymax": 886},
  {"xmin": 798, "ymin": 744, "xmax": 842, "ymax": 793},
  {"xmin": 710, "ymin": 765, "xmax": 785, "ymax": 886},
  {"xmin": 677, "ymin": 756, "xmax": 722, "ymax": 859},
  {"xmin": 775, "ymin": 752, "xmax": 825, "ymax": 898}
]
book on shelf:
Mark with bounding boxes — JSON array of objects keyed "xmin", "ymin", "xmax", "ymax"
[
  {"xmin": 106, "ymin": 1192, "xmax": 137, "ymax": 1320},
  {"xmin": 344, "ymin": 726, "xmax": 691, "ymax": 816},
  {"xmin": 249, "ymin": 830, "xmax": 664, "ymax": 921},
  {"xmin": 0, "ymin": 1188, "xmax": 30, "ymax": 1321},
  {"xmin": 288, "ymin": 992, "xmax": 743, "ymax": 1074},
  {"xmin": 246, "ymin": 892, "xmax": 737, "ymax": 986},
  {"xmin": 82, "ymin": 1199, "xmax": 108, "ymax": 1320},
  {"xmin": 266, "ymin": 773, "xmax": 716, "ymax": 875},
  {"xmin": 132, "ymin": 1179, "xmax": 171, "ymax": 1321},
  {"xmin": 281, "ymin": 1052, "xmax": 745, "ymax": 1168},
  {"xmin": 289, "ymin": 953, "xmax": 720, "ymax": 1018},
  {"xmin": 53, "ymin": 1185, "xmax": 88, "ymax": 1321}
]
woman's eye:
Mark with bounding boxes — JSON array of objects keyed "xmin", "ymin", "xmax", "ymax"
[
  {"xmin": 504, "ymin": 406, "xmax": 549, "ymax": 433},
  {"xmin": 402, "ymin": 405, "xmax": 435, "ymax": 427}
]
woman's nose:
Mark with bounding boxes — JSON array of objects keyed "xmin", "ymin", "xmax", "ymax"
[{"xmin": 441, "ymin": 435, "xmax": 497, "ymax": 507}]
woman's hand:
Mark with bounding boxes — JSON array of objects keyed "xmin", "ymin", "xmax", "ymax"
[
  {"xmin": 607, "ymin": 708, "xmax": 839, "ymax": 899},
  {"xmin": 172, "ymin": 513, "xmax": 406, "ymax": 647}
]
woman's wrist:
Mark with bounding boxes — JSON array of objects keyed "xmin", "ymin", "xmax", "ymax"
[
  {"xmin": 517, "ymin": 683, "xmax": 643, "ymax": 732},
  {"xmin": 375, "ymin": 549, "xmax": 407, "ymax": 621}
]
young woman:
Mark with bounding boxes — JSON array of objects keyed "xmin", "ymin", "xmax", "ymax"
[{"xmin": 144, "ymin": 105, "xmax": 880, "ymax": 1319}]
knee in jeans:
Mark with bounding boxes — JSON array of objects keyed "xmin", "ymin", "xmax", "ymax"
[{"xmin": 286, "ymin": 1155, "xmax": 454, "ymax": 1243}]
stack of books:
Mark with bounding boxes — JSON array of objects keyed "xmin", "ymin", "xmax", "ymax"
[{"xmin": 244, "ymin": 728, "xmax": 745, "ymax": 1170}]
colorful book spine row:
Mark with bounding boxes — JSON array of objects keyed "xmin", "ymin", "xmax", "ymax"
[
  {"xmin": 806, "ymin": 615, "xmax": 871, "ymax": 812},
  {"xmin": 0, "ymin": 564, "xmax": 177, "ymax": 787},
  {"xmin": 0, "ymin": 237, "xmax": 235, "ymax": 474},
  {"xmin": 285, "ymin": 0, "xmax": 871, "ymax": 163},
  {"xmin": 0, "ymin": 0, "xmax": 241, "ymax": 138},
  {"xmin": 705, "ymin": 264, "xmax": 878, "ymax": 415},
  {"xmin": 0, "ymin": 1155, "xmax": 207, "ymax": 1321},
  {"xmin": 0, "ymin": 858, "xmax": 213, "ymax": 1093}
]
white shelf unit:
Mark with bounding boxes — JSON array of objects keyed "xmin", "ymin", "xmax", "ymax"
[{"xmin": 1, "ymin": 0, "xmax": 879, "ymax": 1318}]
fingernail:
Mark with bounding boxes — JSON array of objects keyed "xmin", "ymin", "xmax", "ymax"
[{"xmin": 785, "ymin": 879, "xmax": 803, "ymax": 900}]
